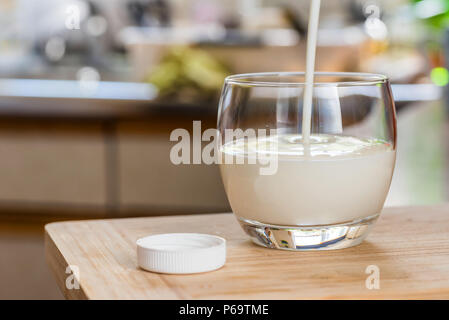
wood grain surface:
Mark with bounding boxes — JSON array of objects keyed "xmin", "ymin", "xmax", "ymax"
[{"xmin": 45, "ymin": 205, "xmax": 449, "ymax": 299}]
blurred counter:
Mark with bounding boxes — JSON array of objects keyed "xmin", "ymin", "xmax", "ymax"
[
  {"xmin": 0, "ymin": 79, "xmax": 227, "ymax": 219},
  {"xmin": 0, "ymin": 80, "xmax": 445, "ymax": 219}
]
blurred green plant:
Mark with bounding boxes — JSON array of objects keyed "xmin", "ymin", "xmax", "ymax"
[
  {"xmin": 411, "ymin": 0, "xmax": 449, "ymax": 31},
  {"xmin": 146, "ymin": 46, "xmax": 231, "ymax": 104},
  {"xmin": 431, "ymin": 66, "xmax": 449, "ymax": 84},
  {"xmin": 410, "ymin": 0, "xmax": 449, "ymax": 84}
]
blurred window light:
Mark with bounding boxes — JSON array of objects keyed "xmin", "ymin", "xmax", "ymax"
[
  {"xmin": 86, "ymin": 15, "xmax": 108, "ymax": 37},
  {"xmin": 77, "ymin": 66, "xmax": 101, "ymax": 95},
  {"xmin": 431, "ymin": 67, "xmax": 449, "ymax": 86},
  {"xmin": 415, "ymin": 0, "xmax": 447, "ymax": 19},
  {"xmin": 45, "ymin": 37, "xmax": 66, "ymax": 61}
]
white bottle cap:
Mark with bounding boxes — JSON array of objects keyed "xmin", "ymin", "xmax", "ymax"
[{"xmin": 137, "ymin": 233, "xmax": 226, "ymax": 274}]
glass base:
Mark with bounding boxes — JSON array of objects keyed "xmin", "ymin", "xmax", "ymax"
[{"xmin": 238, "ymin": 214, "xmax": 379, "ymax": 251}]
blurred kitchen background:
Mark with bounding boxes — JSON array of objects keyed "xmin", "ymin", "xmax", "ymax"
[{"xmin": 0, "ymin": 0, "xmax": 448, "ymax": 298}]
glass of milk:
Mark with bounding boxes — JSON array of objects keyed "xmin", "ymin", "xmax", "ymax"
[{"xmin": 218, "ymin": 72, "xmax": 396, "ymax": 250}]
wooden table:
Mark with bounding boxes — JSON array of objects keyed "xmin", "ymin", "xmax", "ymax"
[{"xmin": 45, "ymin": 205, "xmax": 449, "ymax": 300}]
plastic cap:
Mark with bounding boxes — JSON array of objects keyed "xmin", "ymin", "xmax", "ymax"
[{"xmin": 137, "ymin": 233, "xmax": 226, "ymax": 274}]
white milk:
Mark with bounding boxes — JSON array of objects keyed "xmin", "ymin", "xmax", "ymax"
[
  {"xmin": 219, "ymin": 134, "xmax": 396, "ymax": 226},
  {"xmin": 302, "ymin": 0, "xmax": 321, "ymax": 144}
]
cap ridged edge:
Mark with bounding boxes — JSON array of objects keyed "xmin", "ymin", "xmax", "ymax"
[{"xmin": 137, "ymin": 233, "xmax": 226, "ymax": 274}]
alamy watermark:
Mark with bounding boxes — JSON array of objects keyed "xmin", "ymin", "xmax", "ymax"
[
  {"xmin": 365, "ymin": 265, "xmax": 380, "ymax": 290},
  {"xmin": 65, "ymin": 265, "xmax": 80, "ymax": 290},
  {"xmin": 170, "ymin": 121, "xmax": 279, "ymax": 175}
]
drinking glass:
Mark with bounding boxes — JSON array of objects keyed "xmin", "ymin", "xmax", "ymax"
[{"xmin": 217, "ymin": 72, "xmax": 396, "ymax": 250}]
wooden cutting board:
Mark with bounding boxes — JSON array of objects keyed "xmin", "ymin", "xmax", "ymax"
[{"xmin": 45, "ymin": 205, "xmax": 449, "ymax": 299}]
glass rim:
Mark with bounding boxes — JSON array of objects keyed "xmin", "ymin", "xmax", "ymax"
[{"xmin": 224, "ymin": 72, "xmax": 389, "ymax": 87}]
